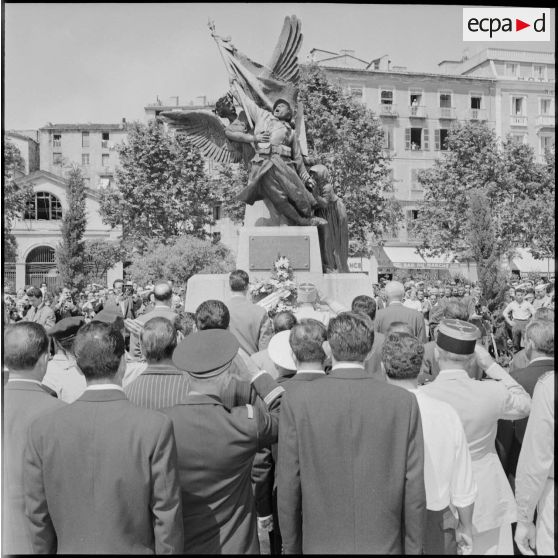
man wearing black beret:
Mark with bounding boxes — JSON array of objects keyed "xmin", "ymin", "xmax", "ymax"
[{"xmin": 162, "ymin": 329, "xmax": 284, "ymax": 554}]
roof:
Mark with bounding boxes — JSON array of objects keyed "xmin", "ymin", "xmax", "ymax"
[
  {"xmin": 40, "ymin": 123, "xmax": 127, "ymax": 131},
  {"xmin": 511, "ymin": 248, "xmax": 555, "ymax": 274},
  {"xmin": 5, "ymin": 131, "xmax": 39, "ymax": 144}
]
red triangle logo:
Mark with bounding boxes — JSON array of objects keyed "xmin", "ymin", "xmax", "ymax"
[{"xmin": 516, "ymin": 19, "xmax": 530, "ymax": 31}]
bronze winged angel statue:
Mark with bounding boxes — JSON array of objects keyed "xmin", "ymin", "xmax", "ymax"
[{"xmin": 162, "ymin": 16, "xmax": 327, "ymax": 228}]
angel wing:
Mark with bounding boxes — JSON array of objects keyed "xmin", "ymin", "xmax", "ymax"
[
  {"xmin": 160, "ymin": 111, "xmax": 243, "ymax": 164},
  {"xmin": 267, "ymin": 15, "xmax": 303, "ymax": 84}
]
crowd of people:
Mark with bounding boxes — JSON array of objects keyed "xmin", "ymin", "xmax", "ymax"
[{"xmin": 3, "ymin": 270, "xmax": 554, "ymax": 555}]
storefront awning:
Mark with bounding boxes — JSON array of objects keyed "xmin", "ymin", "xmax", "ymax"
[
  {"xmin": 420, "ymin": 253, "xmax": 452, "ymax": 269},
  {"xmin": 381, "ymin": 246, "xmax": 426, "ymax": 268},
  {"xmin": 511, "ymin": 248, "xmax": 555, "ymax": 275}
]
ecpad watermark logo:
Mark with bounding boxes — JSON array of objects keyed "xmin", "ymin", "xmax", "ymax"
[{"xmin": 463, "ymin": 8, "xmax": 550, "ymax": 41}]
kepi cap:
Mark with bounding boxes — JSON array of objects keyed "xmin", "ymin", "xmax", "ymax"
[
  {"xmin": 436, "ymin": 319, "xmax": 480, "ymax": 355},
  {"xmin": 267, "ymin": 330, "xmax": 296, "ymax": 371},
  {"xmin": 48, "ymin": 316, "xmax": 85, "ymax": 341},
  {"xmin": 173, "ymin": 329, "xmax": 239, "ymax": 377}
]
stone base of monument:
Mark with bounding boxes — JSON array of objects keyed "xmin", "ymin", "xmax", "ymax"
[{"xmin": 185, "ymin": 224, "xmax": 373, "ymax": 312}]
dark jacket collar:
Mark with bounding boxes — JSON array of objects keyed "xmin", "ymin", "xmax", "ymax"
[
  {"xmin": 77, "ymin": 389, "xmax": 127, "ymax": 402},
  {"xmin": 327, "ymin": 367, "xmax": 368, "ymax": 380},
  {"xmin": 6, "ymin": 380, "xmax": 54, "ymax": 395}
]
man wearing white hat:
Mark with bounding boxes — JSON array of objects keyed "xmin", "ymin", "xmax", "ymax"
[{"xmin": 421, "ymin": 319, "xmax": 531, "ymax": 554}]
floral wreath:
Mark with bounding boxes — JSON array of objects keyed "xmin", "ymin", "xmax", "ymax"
[{"xmin": 249, "ymin": 256, "xmax": 298, "ymax": 317}]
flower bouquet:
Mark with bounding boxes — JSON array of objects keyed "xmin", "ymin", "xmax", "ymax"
[{"xmin": 250, "ymin": 256, "xmax": 298, "ymax": 317}]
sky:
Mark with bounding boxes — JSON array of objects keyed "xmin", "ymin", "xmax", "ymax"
[{"xmin": 3, "ymin": 3, "xmax": 555, "ymax": 130}]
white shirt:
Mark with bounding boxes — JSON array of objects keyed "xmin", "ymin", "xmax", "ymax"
[
  {"xmin": 410, "ymin": 389, "xmax": 477, "ymax": 511},
  {"xmin": 84, "ymin": 383, "xmax": 125, "ymax": 392},
  {"xmin": 503, "ymin": 300, "xmax": 535, "ymax": 321},
  {"xmin": 403, "ymin": 299, "xmax": 423, "ymax": 312}
]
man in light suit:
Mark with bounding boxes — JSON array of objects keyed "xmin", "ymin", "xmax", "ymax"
[
  {"xmin": 22, "ymin": 286, "xmax": 56, "ymax": 329},
  {"xmin": 374, "ymin": 281, "xmax": 426, "ymax": 342},
  {"xmin": 128, "ymin": 280, "xmax": 178, "ymax": 361},
  {"xmin": 227, "ymin": 269, "xmax": 273, "ymax": 355},
  {"xmin": 277, "ymin": 312, "xmax": 426, "ymax": 554},
  {"xmin": 3, "ymin": 322, "xmax": 66, "ymax": 555},
  {"xmin": 23, "ymin": 321, "xmax": 184, "ymax": 554}
]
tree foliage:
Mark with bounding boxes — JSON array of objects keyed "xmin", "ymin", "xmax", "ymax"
[
  {"xmin": 298, "ymin": 65, "xmax": 401, "ymax": 253},
  {"xmin": 212, "ymin": 163, "xmax": 247, "ymax": 224},
  {"xmin": 125, "ymin": 235, "xmax": 235, "ymax": 286},
  {"xmin": 3, "ymin": 139, "xmax": 33, "ymax": 261},
  {"xmin": 99, "ymin": 120, "xmax": 219, "ymax": 252},
  {"xmin": 56, "ymin": 166, "xmax": 87, "ymax": 289},
  {"xmin": 410, "ymin": 123, "xmax": 554, "ymax": 265},
  {"xmin": 83, "ymin": 239, "xmax": 124, "ymax": 284}
]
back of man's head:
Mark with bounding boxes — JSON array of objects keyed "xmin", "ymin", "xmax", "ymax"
[
  {"xmin": 384, "ymin": 281, "xmax": 405, "ymax": 302},
  {"xmin": 153, "ymin": 281, "xmax": 173, "ymax": 303},
  {"xmin": 176, "ymin": 311, "xmax": 197, "ymax": 337},
  {"xmin": 140, "ymin": 317, "xmax": 177, "ymax": 362},
  {"xmin": 229, "ymin": 270, "xmax": 249, "ymax": 292},
  {"xmin": 4, "ymin": 322, "xmax": 49, "ymax": 372},
  {"xmin": 327, "ymin": 312, "xmax": 374, "ymax": 362},
  {"xmin": 351, "ymin": 295, "xmax": 377, "ymax": 322},
  {"xmin": 382, "ymin": 332, "xmax": 424, "ymax": 380},
  {"xmin": 195, "ymin": 299, "xmax": 230, "ymax": 330},
  {"xmin": 74, "ymin": 322, "xmax": 125, "ymax": 381},
  {"xmin": 387, "ymin": 321, "xmax": 414, "ymax": 336},
  {"xmin": 289, "ymin": 319, "xmax": 327, "ymax": 364},
  {"xmin": 525, "ymin": 319, "xmax": 554, "ymax": 356},
  {"xmin": 444, "ymin": 301, "xmax": 469, "ymax": 321},
  {"xmin": 273, "ymin": 311, "xmax": 297, "ymax": 333},
  {"xmin": 534, "ymin": 307, "xmax": 554, "ymax": 321}
]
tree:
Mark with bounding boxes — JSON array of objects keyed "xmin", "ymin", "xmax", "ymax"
[
  {"xmin": 212, "ymin": 163, "xmax": 247, "ymax": 224},
  {"xmin": 298, "ymin": 65, "xmax": 401, "ymax": 253},
  {"xmin": 56, "ymin": 166, "xmax": 87, "ymax": 290},
  {"xmin": 99, "ymin": 120, "xmax": 219, "ymax": 252},
  {"xmin": 3, "ymin": 139, "xmax": 33, "ymax": 261},
  {"xmin": 125, "ymin": 235, "xmax": 235, "ymax": 286},
  {"xmin": 82, "ymin": 239, "xmax": 124, "ymax": 284},
  {"xmin": 410, "ymin": 123, "xmax": 554, "ymax": 289}
]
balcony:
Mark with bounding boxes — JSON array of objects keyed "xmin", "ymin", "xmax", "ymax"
[
  {"xmin": 379, "ymin": 104, "xmax": 398, "ymax": 117},
  {"xmin": 98, "ymin": 167, "xmax": 114, "ymax": 175},
  {"xmin": 510, "ymin": 115, "xmax": 528, "ymax": 127},
  {"xmin": 438, "ymin": 107, "xmax": 456, "ymax": 120},
  {"xmin": 468, "ymin": 108, "xmax": 488, "ymax": 121},
  {"xmin": 409, "ymin": 105, "xmax": 427, "ymax": 118},
  {"xmin": 536, "ymin": 115, "xmax": 555, "ymax": 128}
]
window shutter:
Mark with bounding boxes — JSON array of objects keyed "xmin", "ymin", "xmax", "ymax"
[
  {"xmin": 434, "ymin": 129, "xmax": 440, "ymax": 151},
  {"xmin": 423, "ymin": 128, "xmax": 429, "ymax": 150},
  {"xmin": 405, "ymin": 128, "xmax": 411, "ymax": 150}
]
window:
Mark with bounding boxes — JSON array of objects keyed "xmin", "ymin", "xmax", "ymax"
[
  {"xmin": 511, "ymin": 134, "xmax": 526, "ymax": 145},
  {"xmin": 99, "ymin": 178, "xmax": 110, "ymax": 188},
  {"xmin": 505, "ymin": 63, "xmax": 518, "ymax": 77},
  {"xmin": 434, "ymin": 129, "xmax": 450, "ymax": 151},
  {"xmin": 102, "ymin": 132, "xmax": 110, "ymax": 148},
  {"xmin": 347, "ymin": 85, "xmax": 363, "ymax": 100},
  {"xmin": 439, "ymin": 93, "xmax": 452, "ymax": 108},
  {"xmin": 410, "ymin": 169, "xmax": 423, "ymax": 190},
  {"xmin": 380, "ymin": 90, "xmax": 393, "ymax": 105},
  {"xmin": 511, "ymin": 97, "xmax": 525, "ymax": 115},
  {"xmin": 212, "ymin": 205, "xmax": 222, "ymax": 221},
  {"xmin": 533, "ymin": 65, "xmax": 546, "ymax": 80},
  {"xmin": 53, "ymin": 134, "xmax": 61, "ymax": 147},
  {"xmin": 471, "ymin": 96, "xmax": 482, "ymax": 109},
  {"xmin": 82, "ymin": 153, "xmax": 90, "ymax": 166},
  {"xmin": 539, "ymin": 98, "xmax": 554, "ymax": 115},
  {"xmin": 24, "ymin": 192, "xmax": 62, "ymax": 220},
  {"xmin": 405, "ymin": 128, "xmax": 429, "ymax": 151},
  {"xmin": 82, "ymin": 132, "xmax": 90, "ymax": 148},
  {"xmin": 382, "ymin": 127, "xmax": 394, "ymax": 150},
  {"xmin": 102, "ymin": 154, "xmax": 110, "ymax": 167},
  {"xmin": 53, "ymin": 152, "xmax": 63, "ymax": 165},
  {"xmin": 540, "ymin": 135, "xmax": 554, "ymax": 156}
]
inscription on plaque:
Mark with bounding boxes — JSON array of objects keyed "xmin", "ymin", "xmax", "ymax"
[{"xmin": 249, "ymin": 235, "xmax": 310, "ymax": 270}]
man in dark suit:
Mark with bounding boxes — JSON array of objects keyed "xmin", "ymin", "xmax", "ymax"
[
  {"xmin": 351, "ymin": 294, "xmax": 385, "ymax": 378},
  {"xmin": 128, "ymin": 281, "xmax": 178, "ymax": 361},
  {"xmin": 501, "ymin": 318, "xmax": 554, "ymax": 483},
  {"xmin": 374, "ymin": 281, "xmax": 426, "ymax": 342},
  {"xmin": 277, "ymin": 312, "xmax": 426, "ymax": 554},
  {"xmin": 3, "ymin": 322, "xmax": 67, "ymax": 555},
  {"xmin": 102, "ymin": 278, "xmax": 136, "ymax": 319},
  {"xmin": 227, "ymin": 269, "xmax": 273, "ymax": 355},
  {"xmin": 23, "ymin": 321, "xmax": 183, "ymax": 554},
  {"xmin": 162, "ymin": 329, "xmax": 285, "ymax": 554}
]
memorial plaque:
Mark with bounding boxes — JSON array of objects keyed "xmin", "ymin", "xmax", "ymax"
[{"xmin": 249, "ymin": 235, "xmax": 310, "ymax": 270}]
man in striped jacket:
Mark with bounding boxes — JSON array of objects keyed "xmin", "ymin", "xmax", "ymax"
[{"xmin": 124, "ymin": 317, "xmax": 189, "ymax": 409}]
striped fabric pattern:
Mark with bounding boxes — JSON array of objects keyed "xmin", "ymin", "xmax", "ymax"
[{"xmin": 124, "ymin": 363, "xmax": 190, "ymax": 410}]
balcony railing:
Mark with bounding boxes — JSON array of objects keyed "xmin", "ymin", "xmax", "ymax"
[
  {"xmin": 98, "ymin": 166, "xmax": 114, "ymax": 175},
  {"xmin": 438, "ymin": 107, "xmax": 456, "ymax": 119},
  {"xmin": 409, "ymin": 105, "xmax": 427, "ymax": 118},
  {"xmin": 535, "ymin": 115, "xmax": 555, "ymax": 127},
  {"xmin": 379, "ymin": 104, "xmax": 398, "ymax": 117},
  {"xmin": 468, "ymin": 108, "xmax": 488, "ymax": 121},
  {"xmin": 101, "ymin": 140, "xmax": 109, "ymax": 149},
  {"xmin": 510, "ymin": 115, "xmax": 528, "ymax": 126}
]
